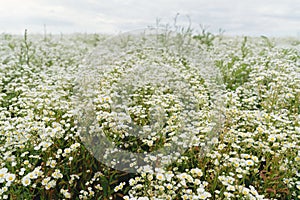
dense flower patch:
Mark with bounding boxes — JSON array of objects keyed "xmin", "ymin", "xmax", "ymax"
[{"xmin": 0, "ymin": 30, "xmax": 299, "ymax": 199}]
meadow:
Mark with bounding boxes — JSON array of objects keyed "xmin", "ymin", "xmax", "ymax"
[{"xmin": 0, "ymin": 27, "xmax": 299, "ymax": 199}]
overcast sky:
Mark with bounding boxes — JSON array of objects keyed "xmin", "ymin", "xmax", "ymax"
[{"xmin": 0, "ymin": 0, "xmax": 299, "ymax": 36}]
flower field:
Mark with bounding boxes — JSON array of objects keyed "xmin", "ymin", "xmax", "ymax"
[{"xmin": 0, "ymin": 29, "xmax": 299, "ymax": 199}]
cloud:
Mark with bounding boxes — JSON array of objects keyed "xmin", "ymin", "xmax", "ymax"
[{"xmin": 0, "ymin": 0, "xmax": 299, "ymax": 36}]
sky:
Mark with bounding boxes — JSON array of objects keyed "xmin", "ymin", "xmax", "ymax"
[{"xmin": 0, "ymin": 0, "xmax": 299, "ymax": 37}]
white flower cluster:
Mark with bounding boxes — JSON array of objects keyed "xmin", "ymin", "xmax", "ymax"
[{"xmin": 0, "ymin": 30, "xmax": 299, "ymax": 199}]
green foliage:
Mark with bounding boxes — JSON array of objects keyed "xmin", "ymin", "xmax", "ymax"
[{"xmin": 193, "ymin": 26, "xmax": 216, "ymax": 47}]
